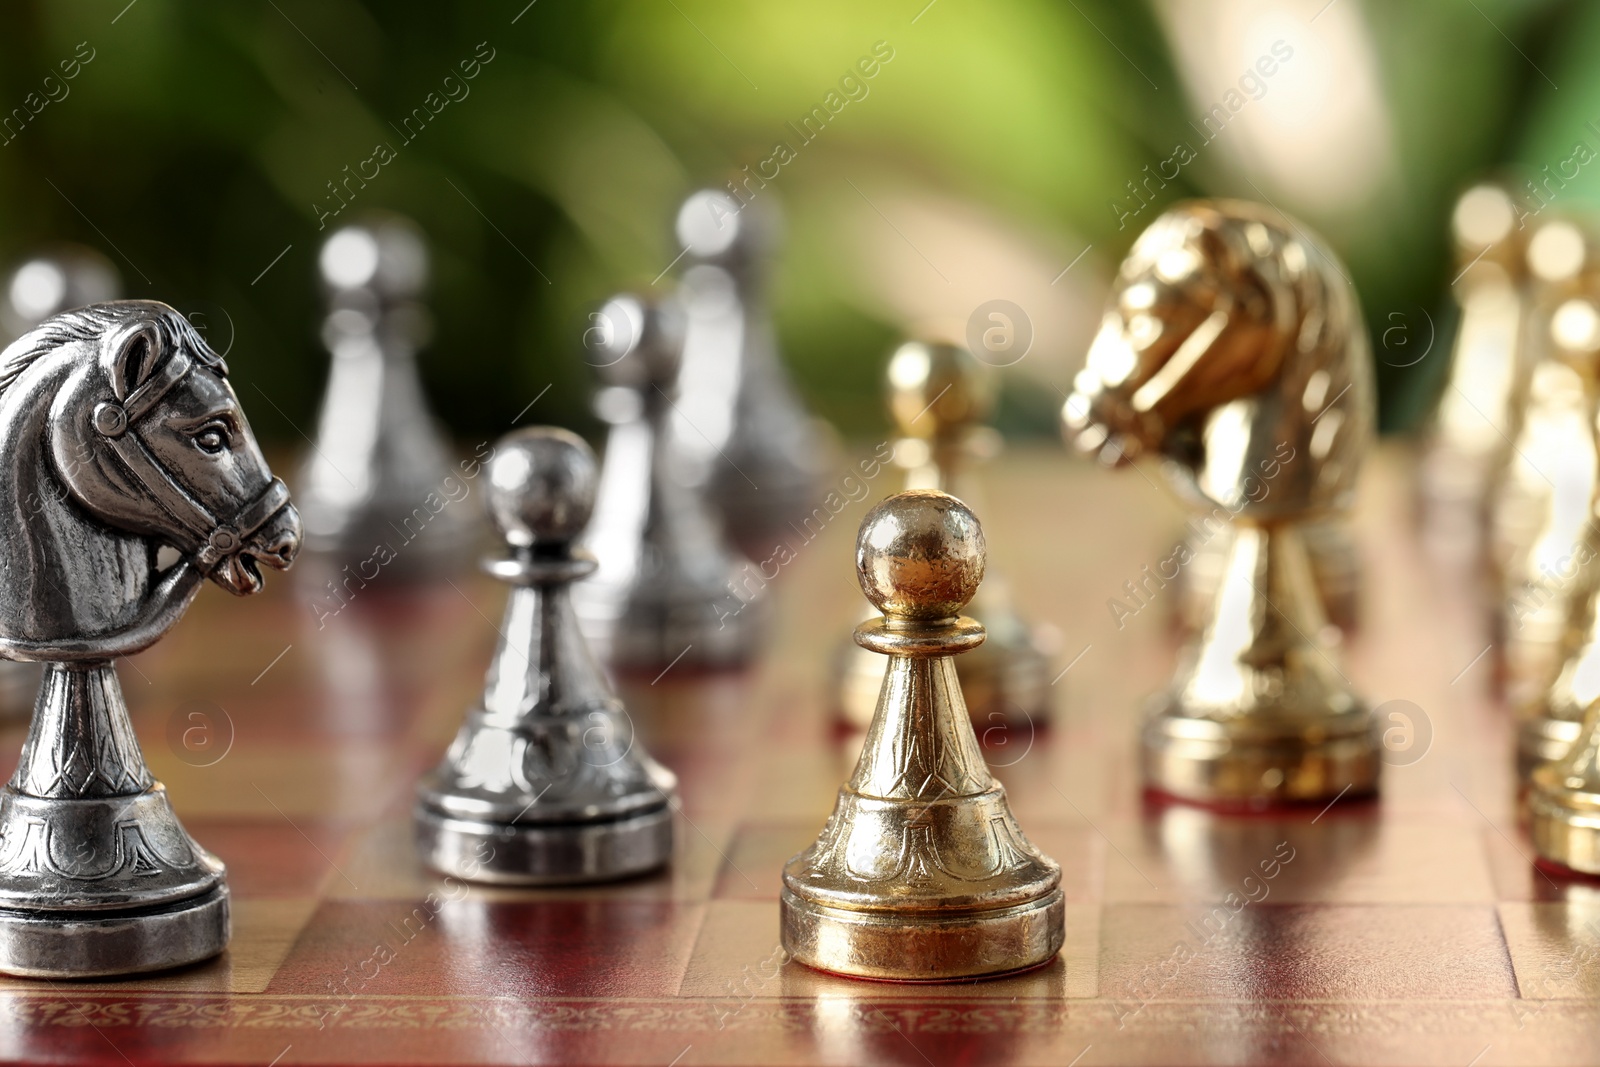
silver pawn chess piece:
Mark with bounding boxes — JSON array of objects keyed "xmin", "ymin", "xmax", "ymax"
[
  {"xmin": 0, "ymin": 246, "xmax": 122, "ymax": 720},
  {"xmin": 0, "ymin": 302, "xmax": 300, "ymax": 976},
  {"xmin": 415, "ymin": 427, "xmax": 675, "ymax": 883},
  {"xmin": 673, "ymin": 189, "xmax": 825, "ymax": 560},
  {"xmin": 296, "ymin": 214, "xmax": 476, "ymax": 580},
  {"xmin": 573, "ymin": 293, "xmax": 763, "ymax": 672}
]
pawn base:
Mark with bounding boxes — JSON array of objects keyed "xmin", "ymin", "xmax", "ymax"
[
  {"xmin": 1142, "ymin": 706, "xmax": 1380, "ymax": 807},
  {"xmin": 1518, "ymin": 716, "xmax": 1584, "ymax": 780},
  {"xmin": 1528, "ymin": 770, "xmax": 1600, "ymax": 874},
  {"xmin": 415, "ymin": 804, "xmax": 673, "ymax": 885},
  {"xmin": 0, "ymin": 886, "xmax": 228, "ymax": 978},
  {"xmin": 780, "ymin": 888, "xmax": 1064, "ymax": 981}
]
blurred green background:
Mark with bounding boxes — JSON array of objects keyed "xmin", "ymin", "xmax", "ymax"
[{"xmin": 0, "ymin": 0, "xmax": 1587, "ymax": 443}]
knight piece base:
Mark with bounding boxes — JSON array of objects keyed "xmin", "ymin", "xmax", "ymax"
[
  {"xmin": 0, "ymin": 885, "xmax": 228, "ymax": 978},
  {"xmin": 1141, "ymin": 701, "xmax": 1381, "ymax": 807},
  {"xmin": 1518, "ymin": 716, "xmax": 1584, "ymax": 780},
  {"xmin": 780, "ymin": 887, "xmax": 1064, "ymax": 981},
  {"xmin": 1527, "ymin": 770, "xmax": 1600, "ymax": 875},
  {"xmin": 414, "ymin": 804, "xmax": 673, "ymax": 886}
]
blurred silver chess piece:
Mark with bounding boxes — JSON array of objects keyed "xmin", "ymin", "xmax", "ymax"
[
  {"xmin": 671, "ymin": 189, "xmax": 827, "ymax": 561},
  {"xmin": 573, "ymin": 293, "xmax": 763, "ymax": 672},
  {"xmin": 415, "ymin": 427, "xmax": 675, "ymax": 883},
  {"xmin": 833, "ymin": 338, "xmax": 1054, "ymax": 730},
  {"xmin": 0, "ymin": 246, "xmax": 122, "ymax": 721},
  {"xmin": 296, "ymin": 215, "xmax": 476, "ymax": 583}
]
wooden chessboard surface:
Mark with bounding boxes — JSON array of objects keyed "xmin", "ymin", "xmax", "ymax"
[{"xmin": 0, "ymin": 443, "xmax": 1596, "ymax": 1067}]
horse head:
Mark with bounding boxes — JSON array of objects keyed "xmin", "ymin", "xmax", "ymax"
[
  {"xmin": 0, "ymin": 301, "xmax": 299, "ymax": 653},
  {"xmin": 1063, "ymin": 200, "xmax": 1371, "ymax": 519}
]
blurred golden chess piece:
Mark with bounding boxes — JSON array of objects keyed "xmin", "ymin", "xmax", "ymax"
[
  {"xmin": 1492, "ymin": 217, "xmax": 1600, "ymax": 708},
  {"xmin": 1421, "ymin": 182, "xmax": 1534, "ymax": 547},
  {"xmin": 1516, "ymin": 289, "xmax": 1600, "ymax": 775},
  {"xmin": 832, "ymin": 339, "xmax": 1053, "ymax": 730},
  {"xmin": 1063, "ymin": 199, "xmax": 1379, "ymax": 806},
  {"xmin": 1529, "ymin": 694, "xmax": 1600, "ymax": 874},
  {"xmin": 783, "ymin": 490, "xmax": 1064, "ymax": 980}
]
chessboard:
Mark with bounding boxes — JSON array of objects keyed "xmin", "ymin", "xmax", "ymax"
[{"xmin": 1, "ymin": 444, "xmax": 1594, "ymax": 1067}]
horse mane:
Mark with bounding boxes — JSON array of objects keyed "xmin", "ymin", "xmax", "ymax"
[{"xmin": 0, "ymin": 302, "xmax": 222, "ymax": 400}]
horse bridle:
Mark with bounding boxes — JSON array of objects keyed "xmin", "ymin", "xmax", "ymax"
[{"xmin": 91, "ymin": 340, "xmax": 290, "ymax": 576}]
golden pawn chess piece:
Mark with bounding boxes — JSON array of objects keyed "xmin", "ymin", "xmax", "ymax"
[
  {"xmin": 1063, "ymin": 199, "xmax": 1379, "ymax": 807},
  {"xmin": 1421, "ymin": 182, "xmax": 1533, "ymax": 541},
  {"xmin": 1492, "ymin": 217, "xmax": 1600, "ymax": 707},
  {"xmin": 1529, "ymin": 696, "xmax": 1600, "ymax": 874},
  {"xmin": 832, "ymin": 339, "xmax": 1053, "ymax": 730},
  {"xmin": 783, "ymin": 490, "xmax": 1064, "ymax": 980}
]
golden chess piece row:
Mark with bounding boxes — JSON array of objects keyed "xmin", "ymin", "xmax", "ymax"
[{"xmin": 1419, "ymin": 182, "xmax": 1600, "ymax": 876}]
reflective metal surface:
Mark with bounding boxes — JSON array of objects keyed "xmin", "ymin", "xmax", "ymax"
[
  {"xmin": 1492, "ymin": 217, "xmax": 1600, "ymax": 712},
  {"xmin": 833, "ymin": 339, "xmax": 1052, "ymax": 729},
  {"xmin": 573, "ymin": 293, "xmax": 762, "ymax": 671},
  {"xmin": 783, "ymin": 490, "xmax": 1063, "ymax": 980},
  {"xmin": 0, "ymin": 246, "xmax": 123, "ymax": 719},
  {"xmin": 1063, "ymin": 199, "xmax": 1379, "ymax": 806},
  {"xmin": 672, "ymin": 190, "xmax": 825, "ymax": 561},
  {"xmin": 296, "ymin": 214, "xmax": 477, "ymax": 580},
  {"xmin": 1529, "ymin": 695, "xmax": 1600, "ymax": 873},
  {"xmin": 0, "ymin": 301, "xmax": 299, "ymax": 976},
  {"xmin": 415, "ymin": 427, "xmax": 676, "ymax": 883}
]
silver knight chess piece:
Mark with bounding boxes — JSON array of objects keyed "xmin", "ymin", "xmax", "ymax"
[
  {"xmin": 672, "ymin": 189, "xmax": 826, "ymax": 560},
  {"xmin": 415, "ymin": 427, "xmax": 675, "ymax": 883},
  {"xmin": 0, "ymin": 246, "xmax": 122, "ymax": 719},
  {"xmin": 573, "ymin": 293, "xmax": 763, "ymax": 672},
  {"xmin": 296, "ymin": 214, "xmax": 476, "ymax": 581},
  {"xmin": 0, "ymin": 301, "xmax": 300, "ymax": 976},
  {"xmin": 1063, "ymin": 200, "xmax": 1379, "ymax": 807}
]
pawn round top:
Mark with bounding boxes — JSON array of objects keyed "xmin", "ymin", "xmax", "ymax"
[
  {"xmin": 675, "ymin": 188, "xmax": 779, "ymax": 265},
  {"xmin": 856, "ymin": 490, "xmax": 985, "ymax": 620},
  {"xmin": 589, "ymin": 293, "xmax": 685, "ymax": 390},
  {"xmin": 887, "ymin": 340, "xmax": 991, "ymax": 440},
  {"xmin": 320, "ymin": 214, "xmax": 428, "ymax": 297},
  {"xmin": 485, "ymin": 427, "xmax": 598, "ymax": 548}
]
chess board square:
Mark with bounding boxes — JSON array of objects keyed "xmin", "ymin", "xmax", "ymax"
[
  {"xmin": 268, "ymin": 898, "xmax": 704, "ymax": 999},
  {"xmin": 1098, "ymin": 903, "xmax": 1516, "ymax": 1002},
  {"xmin": 1498, "ymin": 901, "xmax": 1600, "ymax": 998},
  {"xmin": 1099, "ymin": 811, "xmax": 1494, "ymax": 905}
]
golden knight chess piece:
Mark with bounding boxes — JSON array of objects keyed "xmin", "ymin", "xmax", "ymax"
[
  {"xmin": 1492, "ymin": 216, "xmax": 1600, "ymax": 709},
  {"xmin": 1063, "ymin": 199, "xmax": 1379, "ymax": 807},
  {"xmin": 832, "ymin": 338, "xmax": 1054, "ymax": 730},
  {"xmin": 782, "ymin": 489, "xmax": 1064, "ymax": 980},
  {"xmin": 1421, "ymin": 182, "xmax": 1533, "ymax": 547}
]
